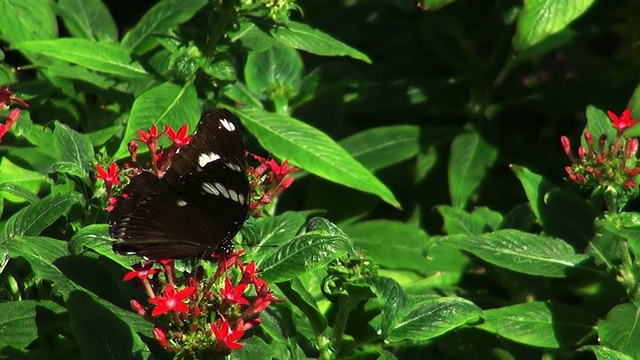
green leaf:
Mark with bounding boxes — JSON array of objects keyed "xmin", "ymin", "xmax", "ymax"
[
  {"xmin": 230, "ymin": 336, "xmax": 274, "ymax": 360},
  {"xmin": 343, "ymin": 220, "xmax": 430, "ymax": 273},
  {"xmin": 417, "ymin": 0, "xmax": 456, "ymax": 10},
  {"xmin": 245, "ymin": 43, "xmax": 303, "ymax": 102},
  {"xmin": 477, "ymin": 302, "xmax": 598, "ymax": 348},
  {"xmin": 67, "ymin": 291, "xmax": 152, "ymax": 360},
  {"xmin": 69, "ymin": 224, "xmax": 135, "ymax": 269},
  {"xmin": 277, "ymin": 278, "xmax": 328, "ymax": 334},
  {"xmin": 599, "ymin": 303, "xmax": 640, "ymax": 359},
  {"xmin": 500, "ymin": 203, "xmax": 535, "ymax": 231},
  {"xmin": 513, "ymin": 0, "xmax": 596, "ymax": 51},
  {"xmin": 121, "ymin": 0, "xmax": 207, "ymax": 53},
  {"xmin": 0, "ymin": 0, "xmax": 57, "ymax": 43},
  {"xmin": 0, "ymin": 300, "xmax": 65, "ymax": 350},
  {"xmin": 0, "ymin": 183, "xmax": 39, "ymax": 204},
  {"xmin": 57, "ymin": 0, "xmax": 118, "ymax": 41},
  {"xmin": 258, "ymin": 233, "xmax": 352, "ymax": 282},
  {"xmin": 512, "ymin": 165, "xmax": 597, "ymax": 245},
  {"xmin": 387, "ymin": 297, "xmax": 482, "ymax": 342},
  {"xmin": 440, "ymin": 229, "xmax": 593, "ymax": 277},
  {"xmin": 44, "ymin": 63, "xmax": 116, "ymax": 90},
  {"xmin": 244, "ymin": 210, "xmax": 317, "ymax": 259},
  {"xmin": 114, "ymin": 81, "xmax": 199, "ymax": 159},
  {"xmin": 272, "ymin": 21, "xmax": 371, "ymax": 63},
  {"xmin": 0, "ymin": 158, "xmax": 45, "ymax": 203},
  {"xmin": 361, "ymin": 276, "xmax": 412, "ymax": 336},
  {"xmin": 13, "ymin": 38, "xmax": 148, "ymax": 78},
  {"xmin": 230, "ymin": 21, "xmax": 276, "ymax": 52},
  {"xmin": 223, "ymin": 82, "xmax": 263, "ymax": 109},
  {"xmin": 52, "ymin": 121, "xmax": 95, "ymax": 177},
  {"xmin": 437, "ymin": 206, "xmax": 485, "ymax": 236},
  {"xmin": 1, "ymin": 192, "xmax": 82, "ymax": 239},
  {"xmin": 234, "ymin": 107, "xmax": 400, "ymax": 207},
  {"xmin": 579, "ymin": 345, "xmax": 635, "ymax": 360},
  {"xmin": 472, "ymin": 207, "xmax": 503, "ymax": 231},
  {"xmin": 584, "ymin": 105, "xmax": 616, "ymax": 147},
  {"xmin": 448, "ymin": 131, "xmax": 497, "ymax": 209},
  {"xmin": 340, "ymin": 125, "xmax": 421, "ymax": 172},
  {"xmin": 5, "ymin": 236, "xmax": 79, "ymax": 295}
]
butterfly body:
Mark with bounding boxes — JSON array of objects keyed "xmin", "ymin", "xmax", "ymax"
[{"xmin": 110, "ymin": 109, "xmax": 249, "ymax": 260}]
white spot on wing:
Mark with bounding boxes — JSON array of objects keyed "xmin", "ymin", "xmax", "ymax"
[
  {"xmin": 202, "ymin": 182, "xmax": 220, "ymax": 195},
  {"xmin": 225, "ymin": 162, "xmax": 242, "ymax": 172},
  {"xmin": 228, "ymin": 189, "xmax": 238, "ymax": 202},
  {"xmin": 238, "ymin": 193, "xmax": 245, "ymax": 204},
  {"xmin": 214, "ymin": 182, "xmax": 230, "ymax": 198},
  {"xmin": 177, "ymin": 199, "xmax": 187, "ymax": 207},
  {"xmin": 220, "ymin": 118, "xmax": 236, "ymax": 131},
  {"xmin": 198, "ymin": 152, "xmax": 221, "ymax": 168}
]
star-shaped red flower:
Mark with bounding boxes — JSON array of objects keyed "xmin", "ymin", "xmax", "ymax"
[
  {"xmin": 220, "ymin": 278, "xmax": 249, "ymax": 306},
  {"xmin": 608, "ymin": 109, "xmax": 638, "ymax": 134},
  {"xmin": 212, "ymin": 319, "xmax": 245, "ymax": 350},
  {"xmin": 148, "ymin": 285, "xmax": 195, "ymax": 316}
]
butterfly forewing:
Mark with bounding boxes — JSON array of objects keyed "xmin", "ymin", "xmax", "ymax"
[
  {"xmin": 109, "ymin": 109, "xmax": 249, "ymax": 260},
  {"xmin": 164, "ymin": 109, "xmax": 246, "ymax": 184}
]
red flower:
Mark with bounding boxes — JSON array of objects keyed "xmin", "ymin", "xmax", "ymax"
[
  {"xmin": 123, "ymin": 263, "xmax": 160, "ymax": 281},
  {"xmin": 95, "ymin": 163, "xmax": 121, "ymax": 186},
  {"xmin": 220, "ymin": 278, "xmax": 249, "ymax": 306},
  {"xmin": 105, "ymin": 196, "xmax": 117, "ymax": 212},
  {"xmin": 0, "ymin": 88, "xmax": 29, "ymax": 108},
  {"xmin": 148, "ymin": 285, "xmax": 196, "ymax": 316},
  {"xmin": 0, "ymin": 108, "xmax": 21, "ymax": 143},
  {"xmin": 165, "ymin": 124, "xmax": 192, "ymax": 147},
  {"xmin": 608, "ymin": 109, "xmax": 638, "ymax": 134},
  {"xmin": 153, "ymin": 327, "xmax": 168, "ymax": 348},
  {"xmin": 212, "ymin": 319, "xmax": 245, "ymax": 350},
  {"xmin": 130, "ymin": 299, "xmax": 147, "ymax": 317},
  {"xmin": 268, "ymin": 159, "xmax": 297, "ymax": 179},
  {"xmin": 136, "ymin": 124, "xmax": 165, "ymax": 144},
  {"xmin": 240, "ymin": 262, "xmax": 267, "ymax": 288},
  {"xmin": 213, "ymin": 250, "xmax": 244, "ymax": 279}
]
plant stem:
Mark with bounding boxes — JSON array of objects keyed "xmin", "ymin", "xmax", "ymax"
[{"xmin": 330, "ymin": 296, "xmax": 355, "ymax": 354}]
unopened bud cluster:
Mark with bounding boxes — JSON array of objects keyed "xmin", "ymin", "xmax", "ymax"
[{"xmin": 561, "ymin": 109, "xmax": 640, "ymax": 208}]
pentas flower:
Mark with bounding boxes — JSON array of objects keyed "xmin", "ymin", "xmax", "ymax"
[
  {"xmin": 121, "ymin": 252, "xmax": 277, "ymax": 357},
  {"xmin": 0, "ymin": 87, "xmax": 29, "ymax": 108},
  {"xmin": 148, "ymin": 285, "xmax": 196, "ymax": 316},
  {"xmin": 608, "ymin": 109, "xmax": 638, "ymax": 135},
  {"xmin": 122, "ymin": 262, "xmax": 160, "ymax": 282},
  {"xmin": 212, "ymin": 319, "xmax": 245, "ymax": 350},
  {"xmin": 0, "ymin": 108, "xmax": 21, "ymax": 143},
  {"xmin": 221, "ymin": 278, "xmax": 250, "ymax": 306},
  {"xmin": 247, "ymin": 154, "xmax": 298, "ymax": 216},
  {"xmin": 165, "ymin": 124, "xmax": 192, "ymax": 147},
  {"xmin": 562, "ymin": 109, "xmax": 640, "ymax": 211}
]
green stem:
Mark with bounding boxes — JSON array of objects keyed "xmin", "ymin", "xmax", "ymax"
[
  {"xmin": 330, "ymin": 296, "xmax": 355, "ymax": 355},
  {"xmin": 618, "ymin": 239, "xmax": 640, "ymax": 301},
  {"xmin": 202, "ymin": 0, "xmax": 237, "ymax": 60}
]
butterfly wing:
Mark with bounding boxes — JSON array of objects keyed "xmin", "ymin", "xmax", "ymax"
[
  {"xmin": 164, "ymin": 109, "xmax": 246, "ymax": 184},
  {"xmin": 109, "ymin": 109, "xmax": 250, "ymax": 260},
  {"xmin": 110, "ymin": 172, "xmax": 212, "ymax": 259}
]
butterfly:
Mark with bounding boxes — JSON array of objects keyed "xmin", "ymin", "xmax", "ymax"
[{"xmin": 109, "ymin": 109, "xmax": 250, "ymax": 260}]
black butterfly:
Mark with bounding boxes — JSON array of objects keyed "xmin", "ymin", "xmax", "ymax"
[{"xmin": 110, "ymin": 109, "xmax": 250, "ymax": 260}]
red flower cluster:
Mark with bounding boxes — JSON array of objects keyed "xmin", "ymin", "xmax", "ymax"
[
  {"xmin": 0, "ymin": 87, "xmax": 29, "ymax": 143},
  {"xmin": 247, "ymin": 154, "xmax": 298, "ymax": 216},
  {"xmin": 122, "ymin": 252, "xmax": 277, "ymax": 356},
  {"xmin": 561, "ymin": 109, "xmax": 640, "ymax": 208}
]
